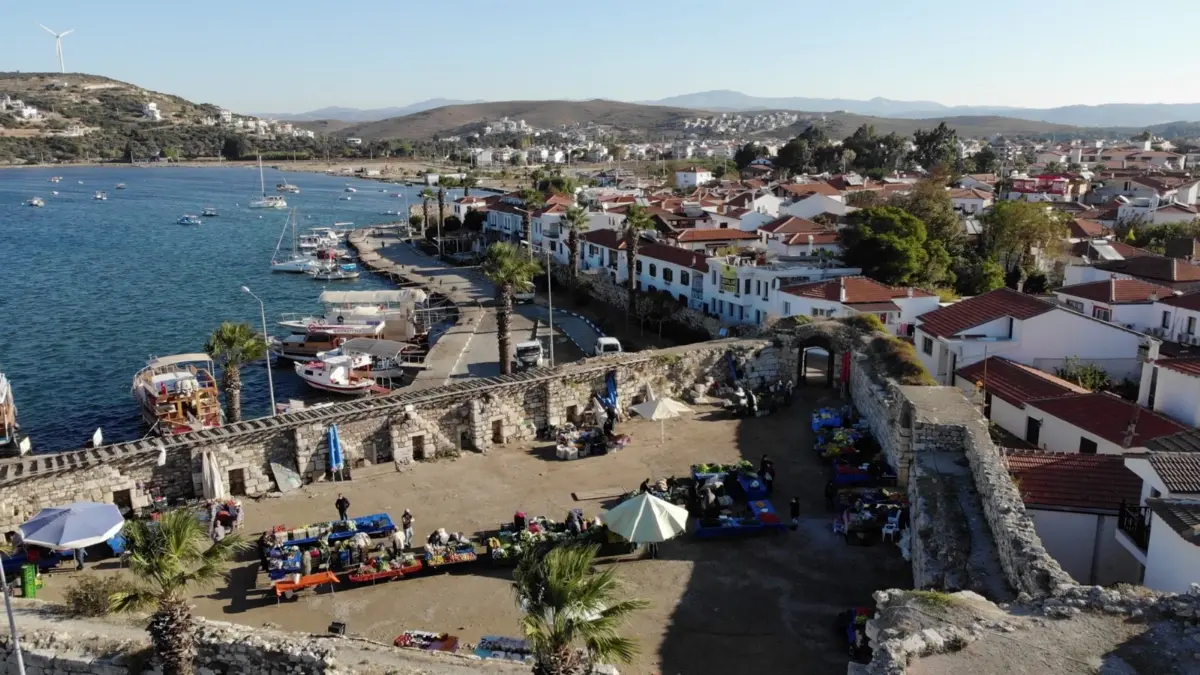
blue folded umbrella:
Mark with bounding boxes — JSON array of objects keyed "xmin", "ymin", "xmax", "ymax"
[{"xmin": 19, "ymin": 502, "xmax": 125, "ymax": 550}]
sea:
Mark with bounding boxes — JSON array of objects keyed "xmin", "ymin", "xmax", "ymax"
[{"xmin": 0, "ymin": 165, "xmax": 466, "ymax": 452}]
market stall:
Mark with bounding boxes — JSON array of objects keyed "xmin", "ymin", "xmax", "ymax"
[
  {"xmin": 274, "ymin": 571, "xmax": 338, "ymax": 603},
  {"xmin": 690, "ymin": 461, "xmax": 769, "ymax": 500},
  {"xmin": 693, "ymin": 498, "xmax": 786, "ymax": 539},
  {"xmin": 474, "ymin": 636, "xmax": 534, "ymax": 664},
  {"xmin": 346, "ymin": 552, "xmax": 423, "ymax": 583},
  {"xmin": 393, "ymin": 631, "xmax": 459, "ymax": 653},
  {"xmin": 265, "ymin": 513, "xmax": 396, "ymax": 580},
  {"xmin": 554, "ymin": 423, "xmax": 631, "ymax": 461}
]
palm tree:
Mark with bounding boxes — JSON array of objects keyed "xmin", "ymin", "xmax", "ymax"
[
  {"xmin": 513, "ymin": 544, "xmax": 648, "ymax": 675},
  {"xmin": 482, "ymin": 242, "xmax": 542, "ymax": 375},
  {"xmin": 111, "ymin": 509, "xmax": 250, "ymax": 675},
  {"xmin": 203, "ymin": 321, "xmax": 266, "ymax": 423},
  {"xmin": 621, "ymin": 204, "xmax": 655, "ymax": 326},
  {"xmin": 462, "ymin": 174, "xmax": 478, "ymax": 198},
  {"xmin": 563, "ymin": 205, "xmax": 590, "ymax": 280},
  {"xmin": 419, "ymin": 188, "xmax": 435, "ymax": 239},
  {"xmin": 436, "ymin": 187, "xmax": 447, "ymax": 257}
]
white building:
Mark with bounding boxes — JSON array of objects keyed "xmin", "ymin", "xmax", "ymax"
[
  {"xmin": 1054, "ymin": 278, "xmax": 1175, "ymax": 332},
  {"xmin": 675, "ymin": 167, "xmax": 713, "ymax": 189},
  {"xmin": 1004, "ymin": 450, "xmax": 1142, "ymax": 586},
  {"xmin": 914, "ymin": 287, "xmax": 1154, "ymax": 385},
  {"xmin": 757, "ymin": 215, "xmax": 842, "ymax": 256},
  {"xmin": 1119, "ymin": 440, "xmax": 1200, "ymax": 593},
  {"xmin": 778, "ymin": 276, "xmax": 940, "ymax": 336},
  {"xmin": 346, "ymin": 138, "xmax": 363, "ymax": 146},
  {"xmin": 948, "ymin": 187, "xmax": 994, "ymax": 214},
  {"xmin": 142, "ymin": 102, "xmax": 162, "ymax": 121}
]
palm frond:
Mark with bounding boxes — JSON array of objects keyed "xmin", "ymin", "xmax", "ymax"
[
  {"xmin": 204, "ymin": 321, "xmax": 267, "ymax": 368},
  {"xmin": 109, "ymin": 587, "xmax": 159, "ymax": 615}
]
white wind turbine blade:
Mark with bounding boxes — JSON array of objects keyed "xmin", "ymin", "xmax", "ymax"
[
  {"xmin": 39, "ymin": 24, "xmax": 58, "ymax": 36},
  {"xmin": 59, "ymin": 29, "xmax": 74, "ymax": 37}
]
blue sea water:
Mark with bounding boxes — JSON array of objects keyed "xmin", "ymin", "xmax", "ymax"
[{"xmin": 0, "ymin": 165, "xmax": 463, "ymax": 451}]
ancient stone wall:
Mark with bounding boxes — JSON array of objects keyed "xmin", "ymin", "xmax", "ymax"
[{"xmin": 0, "ymin": 340, "xmax": 783, "ymax": 533}]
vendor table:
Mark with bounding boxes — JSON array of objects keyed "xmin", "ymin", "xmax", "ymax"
[
  {"xmin": 693, "ymin": 499, "xmax": 786, "ymax": 539},
  {"xmin": 423, "ymin": 548, "xmax": 478, "ymax": 568},
  {"xmin": 347, "ymin": 561, "xmax": 423, "ymax": 584},
  {"xmin": 474, "ymin": 636, "xmax": 533, "ymax": 663},
  {"xmin": 737, "ymin": 473, "xmax": 769, "ymax": 500},
  {"xmin": 277, "ymin": 513, "xmax": 396, "ymax": 548},
  {"xmin": 274, "ymin": 571, "xmax": 338, "ymax": 602}
]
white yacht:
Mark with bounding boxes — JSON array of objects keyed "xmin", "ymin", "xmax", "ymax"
[
  {"xmin": 276, "ymin": 289, "xmax": 426, "ymax": 341},
  {"xmin": 26, "ymin": 197, "xmax": 44, "ymax": 207},
  {"xmin": 294, "ymin": 353, "xmax": 376, "ymax": 395},
  {"xmin": 270, "ymin": 209, "xmax": 326, "ymax": 273},
  {"xmin": 115, "ymin": 183, "xmax": 127, "ymax": 190},
  {"xmin": 250, "ymin": 156, "xmax": 288, "ymax": 209},
  {"xmin": 307, "ymin": 263, "xmax": 361, "ymax": 281},
  {"xmin": 49, "ymin": 176, "xmax": 62, "ymax": 183},
  {"xmin": 276, "ymin": 182, "xmax": 301, "ymax": 194},
  {"xmin": 93, "ymin": 191, "xmax": 107, "ymax": 201},
  {"xmin": 0, "ymin": 373, "xmax": 20, "ymax": 450},
  {"xmin": 201, "ymin": 207, "xmax": 219, "ymax": 217},
  {"xmin": 343, "ymin": 186, "xmax": 357, "ymax": 193},
  {"xmin": 322, "ymin": 338, "xmax": 419, "ymax": 379},
  {"xmin": 178, "ymin": 214, "xmax": 202, "ymax": 226}
]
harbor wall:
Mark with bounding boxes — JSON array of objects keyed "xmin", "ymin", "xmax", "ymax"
[{"xmin": 0, "ymin": 339, "xmax": 795, "ymax": 533}]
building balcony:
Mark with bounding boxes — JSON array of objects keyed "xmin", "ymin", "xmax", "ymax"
[{"xmin": 1115, "ymin": 502, "xmax": 1151, "ymax": 564}]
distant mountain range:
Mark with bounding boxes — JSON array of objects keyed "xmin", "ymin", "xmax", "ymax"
[
  {"xmin": 252, "ymin": 98, "xmax": 483, "ymax": 122},
  {"xmin": 638, "ymin": 90, "xmax": 1200, "ymax": 128}
]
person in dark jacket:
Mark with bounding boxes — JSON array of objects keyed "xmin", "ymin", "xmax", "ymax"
[
  {"xmin": 789, "ymin": 497, "xmax": 800, "ymax": 530},
  {"xmin": 335, "ymin": 494, "xmax": 350, "ymax": 521},
  {"xmin": 824, "ymin": 481, "xmax": 838, "ymax": 512}
]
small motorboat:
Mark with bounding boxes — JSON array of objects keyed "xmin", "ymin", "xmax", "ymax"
[
  {"xmin": 178, "ymin": 214, "xmax": 202, "ymax": 226},
  {"xmin": 49, "ymin": 176, "xmax": 62, "ymax": 183},
  {"xmin": 391, "ymin": 193, "xmax": 402, "ymax": 198},
  {"xmin": 51, "ymin": 191, "xmax": 58, "ymax": 195},
  {"xmin": 26, "ymin": 197, "xmax": 44, "ymax": 207},
  {"xmin": 276, "ymin": 182, "xmax": 300, "ymax": 194},
  {"xmin": 115, "ymin": 183, "xmax": 127, "ymax": 190},
  {"xmin": 307, "ymin": 263, "xmax": 361, "ymax": 281},
  {"xmin": 339, "ymin": 195, "xmax": 352, "ymax": 201},
  {"xmin": 93, "ymin": 191, "xmax": 107, "ymax": 201},
  {"xmin": 201, "ymin": 207, "xmax": 219, "ymax": 217},
  {"xmin": 344, "ymin": 186, "xmax": 357, "ymax": 193},
  {"xmin": 381, "ymin": 210, "xmax": 399, "ymax": 216},
  {"xmin": 294, "ymin": 354, "xmax": 376, "ymax": 395}
]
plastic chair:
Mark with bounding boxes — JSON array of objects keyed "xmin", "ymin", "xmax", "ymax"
[{"xmin": 881, "ymin": 511, "xmax": 901, "ymax": 542}]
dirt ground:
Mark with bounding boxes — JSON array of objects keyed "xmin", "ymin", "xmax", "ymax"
[{"xmin": 40, "ymin": 384, "xmax": 910, "ymax": 675}]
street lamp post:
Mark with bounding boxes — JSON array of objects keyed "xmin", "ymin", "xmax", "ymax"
[
  {"xmin": 0, "ymin": 558, "xmax": 26, "ymax": 675},
  {"xmin": 545, "ymin": 248, "xmax": 555, "ymax": 368},
  {"xmin": 241, "ymin": 286, "xmax": 277, "ymax": 417}
]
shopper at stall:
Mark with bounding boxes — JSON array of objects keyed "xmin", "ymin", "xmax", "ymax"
[
  {"xmin": 789, "ymin": 497, "xmax": 800, "ymax": 530},
  {"xmin": 761, "ymin": 461, "xmax": 775, "ymax": 495},
  {"xmin": 335, "ymin": 494, "xmax": 350, "ymax": 522},
  {"xmin": 402, "ymin": 509, "xmax": 414, "ymax": 546},
  {"xmin": 211, "ymin": 521, "xmax": 226, "ymax": 544},
  {"xmin": 258, "ymin": 531, "xmax": 271, "ymax": 572},
  {"xmin": 73, "ymin": 546, "xmax": 86, "ymax": 571},
  {"xmin": 391, "ymin": 528, "xmax": 407, "ymax": 557}
]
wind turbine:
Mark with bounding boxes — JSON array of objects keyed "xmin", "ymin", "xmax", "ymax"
[{"xmin": 39, "ymin": 24, "xmax": 74, "ymax": 74}]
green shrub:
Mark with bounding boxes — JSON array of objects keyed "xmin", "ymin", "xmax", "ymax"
[
  {"xmin": 869, "ymin": 336, "xmax": 936, "ymax": 386},
  {"xmin": 840, "ymin": 314, "xmax": 886, "ymax": 334},
  {"xmin": 65, "ymin": 574, "xmax": 135, "ymax": 617}
]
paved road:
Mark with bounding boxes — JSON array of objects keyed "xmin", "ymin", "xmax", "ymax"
[{"xmin": 369, "ymin": 237, "xmax": 595, "ymax": 385}]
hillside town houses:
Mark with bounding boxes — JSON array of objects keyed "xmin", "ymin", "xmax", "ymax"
[{"xmin": 451, "ymin": 131, "xmax": 1200, "ymax": 593}]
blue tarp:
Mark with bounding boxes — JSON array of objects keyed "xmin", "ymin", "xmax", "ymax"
[
  {"xmin": 328, "ymin": 424, "xmax": 344, "ymax": 472},
  {"xmin": 599, "ymin": 372, "xmax": 617, "ymax": 410}
]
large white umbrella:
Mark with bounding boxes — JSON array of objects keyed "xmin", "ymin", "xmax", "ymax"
[
  {"xmin": 201, "ymin": 450, "xmax": 226, "ymax": 500},
  {"xmin": 601, "ymin": 493, "xmax": 689, "ymax": 544},
  {"xmin": 630, "ymin": 397, "xmax": 693, "ymax": 442},
  {"xmin": 18, "ymin": 502, "xmax": 125, "ymax": 550}
]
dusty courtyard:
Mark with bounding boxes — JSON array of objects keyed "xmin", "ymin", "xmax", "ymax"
[{"xmin": 42, "ymin": 385, "xmax": 910, "ymax": 675}]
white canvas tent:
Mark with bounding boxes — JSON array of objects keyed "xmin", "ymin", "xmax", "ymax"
[{"xmin": 630, "ymin": 397, "xmax": 692, "ymax": 442}]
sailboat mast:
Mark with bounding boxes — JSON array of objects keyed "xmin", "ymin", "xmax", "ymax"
[{"xmin": 259, "ymin": 156, "xmax": 266, "ymax": 198}]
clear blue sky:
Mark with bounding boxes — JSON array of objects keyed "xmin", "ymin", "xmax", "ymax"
[{"xmin": 5, "ymin": 0, "xmax": 1198, "ymax": 114}]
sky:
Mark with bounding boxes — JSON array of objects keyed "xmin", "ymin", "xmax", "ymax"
[{"xmin": 4, "ymin": 0, "xmax": 1200, "ymax": 114}]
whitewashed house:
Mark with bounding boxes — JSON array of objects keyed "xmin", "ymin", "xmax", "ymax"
[
  {"xmin": 948, "ymin": 187, "xmax": 994, "ymax": 214},
  {"xmin": 1119, "ymin": 437, "xmax": 1200, "ymax": 593},
  {"xmin": 1054, "ymin": 278, "xmax": 1175, "ymax": 332},
  {"xmin": 675, "ymin": 167, "xmax": 714, "ymax": 189},
  {"xmin": 778, "ymin": 276, "xmax": 939, "ymax": 336},
  {"xmin": 757, "ymin": 215, "xmax": 842, "ymax": 256},
  {"xmin": 914, "ymin": 287, "xmax": 1154, "ymax": 385},
  {"xmin": 1004, "ymin": 450, "xmax": 1142, "ymax": 586}
]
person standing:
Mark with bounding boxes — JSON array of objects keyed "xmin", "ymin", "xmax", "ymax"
[
  {"xmin": 335, "ymin": 493, "xmax": 350, "ymax": 522},
  {"xmin": 258, "ymin": 531, "xmax": 271, "ymax": 572},
  {"xmin": 401, "ymin": 509, "xmax": 414, "ymax": 548},
  {"xmin": 73, "ymin": 546, "xmax": 86, "ymax": 571},
  {"xmin": 789, "ymin": 497, "xmax": 800, "ymax": 530}
]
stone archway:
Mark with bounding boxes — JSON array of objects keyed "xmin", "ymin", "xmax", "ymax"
[{"xmin": 797, "ymin": 334, "xmax": 835, "ymax": 387}]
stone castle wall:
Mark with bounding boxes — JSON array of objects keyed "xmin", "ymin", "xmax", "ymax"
[{"xmin": 0, "ymin": 340, "xmax": 789, "ymax": 533}]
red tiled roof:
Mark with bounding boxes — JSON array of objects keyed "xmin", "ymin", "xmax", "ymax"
[
  {"xmin": 1003, "ymin": 450, "xmax": 1141, "ymax": 513},
  {"xmin": 782, "ymin": 230, "xmax": 840, "ymax": 246},
  {"xmin": 758, "ymin": 215, "xmax": 829, "ymax": 235},
  {"xmin": 1025, "ymin": 393, "xmax": 1185, "ymax": 448},
  {"xmin": 1068, "ymin": 240, "xmax": 1153, "ymax": 259},
  {"xmin": 1155, "ymin": 357, "xmax": 1200, "ymax": 378},
  {"xmin": 948, "ymin": 188, "xmax": 994, "ymax": 201},
  {"xmin": 580, "ymin": 229, "xmax": 626, "ymax": 250},
  {"xmin": 778, "ymin": 182, "xmax": 841, "ymax": 198},
  {"xmin": 1095, "ymin": 256, "xmax": 1200, "ymax": 285},
  {"xmin": 672, "ymin": 229, "xmax": 757, "ymax": 243},
  {"xmin": 1068, "ymin": 218, "xmax": 1107, "ymax": 238},
  {"xmin": 637, "ymin": 242, "xmax": 709, "ymax": 272},
  {"xmin": 1147, "ymin": 454, "xmax": 1200, "ymax": 494},
  {"xmin": 1056, "ymin": 278, "xmax": 1174, "ymax": 304},
  {"xmin": 1145, "ymin": 499, "xmax": 1200, "ymax": 544},
  {"xmin": 955, "ymin": 357, "xmax": 1088, "ymax": 408},
  {"xmin": 916, "ymin": 288, "xmax": 1054, "ymax": 338},
  {"xmin": 1161, "ymin": 291, "xmax": 1200, "ymax": 311},
  {"xmin": 780, "ymin": 276, "xmax": 933, "ymax": 304}
]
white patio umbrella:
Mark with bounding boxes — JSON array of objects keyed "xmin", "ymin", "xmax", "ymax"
[
  {"xmin": 601, "ymin": 493, "xmax": 689, "ymax": 544},
  {"xmin": 18, "ymin": 502, "xmax": 125, "ymax": 550},
  {"xmin": 630, "ymin": 397, "xmax": 693, "ymax": 442},
  {"xmin": 201, "ymin": 450, "xmax": 226, "ymax": 500}
]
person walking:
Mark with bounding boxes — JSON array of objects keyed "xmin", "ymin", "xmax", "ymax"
[
  {"xmin": 335, "ymin": 493, "xmax": 350, "ymax": 522},
  {"xmin": 789, "ymin": 497, "xmax": 800, "ymax": 530},
  {"xmin": 73, "ymin": 546, "xmax": 86, "ymax": 571},
  {"xmin": 401, "ymin": 509, "xmax": 414, "ymax": 548}
]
